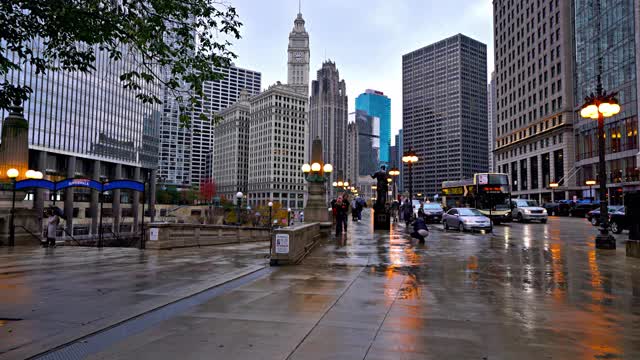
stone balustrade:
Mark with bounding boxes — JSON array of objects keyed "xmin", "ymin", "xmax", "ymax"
[
  {"xmin": 145, "ymin": 223, "xmax": 270, "ymax": 250},
  {"xmin": 270, "ymin": 222, "xmax": 324, "ymax": 265}
]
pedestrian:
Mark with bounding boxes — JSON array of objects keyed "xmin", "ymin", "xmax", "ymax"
[
  {"xmin": 401, "ymin": 199, "xmax": 413, "ymax": 227},
  {"xmin": 411, "ymin": 217, "xmax": 429, "ymax": 243},
  {"xmin": 46, "ymin": 208, "xmax": 60, "ymax": 248},
  {"xmin": 390, "ymin": 200, "xmax": 399, "ymax": 223},
  {"xmin": 351, "ymin": 198, "xmax": 358, "ymax": 221},
  {"xmin": 333, "ymin": 196, "xmax": 349, "ymax": 236},
  {"xmin": 356, "ymin": 196, "xmax": 366, "ymax": 221},
  {"xmin": 342, "ymin": 194, "xmax": 350, "ymax": 232},
  {"xmin": 299, "ymin": 211, "xmax": 304, "ymax": 223}
]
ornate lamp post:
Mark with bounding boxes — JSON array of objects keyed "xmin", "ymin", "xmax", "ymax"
[
  {"xmin": 585, "ymin": 180, "xmax": 596, "ymax": 201},
  {"xmin": 580, "ymin": 85, "xmax": 620, "ymax": 249},
  {"xmin": 301, "ymin": 137, "xmax": 333, "ymax": 223},
  {"xmin": 402, "ymin": 148, "xmax": 418, "ymax": 202},
  {"xmin": 7, "ymin": 168, "xmax": 41, "ymax": 246}
]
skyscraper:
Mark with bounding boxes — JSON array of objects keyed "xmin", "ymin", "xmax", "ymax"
[
  {"xmin": 287, "ymin": 11, "xmax": 310, "ymax": 96},
  {"xmin": 488, "ymin": 72, "xmax": 497, "ymax": 172},
  {"xmin": 493, "ymin": 0, "xmax": 575, "ymax": 202},
  {"xmin": 309, "ymin": 61, "xmax": 348, "ymax": 194},
  {"xmin": 402, "ymin": 34, "xmax": 488, "ymax": 197},
  {"xmin": 356, "ymin": 90, "xmax": 391, "ymax": 165},
  {"xmin": 247, "ymin": 83, "xmax": 308, "ymax": 210},
  {"xmin": 158, "ymin": 65, "xmax": 261, "ymax": 189},
  {"xmin": 573, "ymin": 0, "xmax": 638, "ymax": 203},
  {"xmin": 350, "ymin": 110, "xmax": 379, "ymax": 176},
  {"xmin": 213, "ymin": 90, "xmax": 251, "ymax": 200},
  {"xmin": 345, "ymin": 122, "xmax": 359, "ymax": 188},
  {"xmin": 396, "ymin": 130, "xmax": 404, "ymax": 193}
]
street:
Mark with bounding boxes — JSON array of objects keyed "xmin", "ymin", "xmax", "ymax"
[{"xmin": 74, "ymin": 211, "xmax": 640, "ymax": 360}]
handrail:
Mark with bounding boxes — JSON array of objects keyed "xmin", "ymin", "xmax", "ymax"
[{"xmin": 16, "ymin": 225, "xmax": 43, "ymax": 245}]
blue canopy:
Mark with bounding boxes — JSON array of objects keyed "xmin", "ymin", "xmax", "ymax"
[{"xmin": 14, "ymin": 178, "xmax": 145, "ymax": 192}]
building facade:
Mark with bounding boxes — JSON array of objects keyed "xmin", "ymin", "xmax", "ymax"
[
  {"xmin": 356, "ymin": 90, "xmax": 391, "ymax": 165},
  {"xmin": 396, "ymin": 130, "xmax": 404, "ymax": 192},
  {"xmin": 247, "ymin": 83, "xmax": 308, "ymax": 210},
  {"xmin": 488, "ymin": 72, "xmax": 497, "ymax": 172},
  {"xmin": 309, "ymin": 61, "xmax": 348, "ymax": 195},
  {"xmin": 158, "ymin": 65, "xmax": 261, "ymax": 189},
  {"xmin": 213, "ymin": 90, "xmax": 251, "ymax": 201},
  {"xmin": 1, "ymin": 42, "xmax": 161, "ymax": 234},
  {"xmin": 287, "ymin": 12, "xmax": 310, "ymax": 96},
  {"xmin": 350, "ymin": 110, "xmax": 379, "ymax": 177},
  {"xmin": 573, "ymin": 0, "xmax": 639, "ymax": 203},
  {"xmin": 345, "ymin": 122, "xmax": 359, "ymax": 188},
  {"xmin": 402, "ymin": 34, "xmax": 488, "ymax": 198},
  {"xmin": 493, "ymin": 0, "xmax": 576, "ymax": 202}
]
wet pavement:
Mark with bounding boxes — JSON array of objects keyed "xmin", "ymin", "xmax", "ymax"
[
  {"xmin": 86, "ymin": 211, "xmax": 640, "ymax": 360},
  {"xmin": 0, "ymin": 242, "xmax": 269, "ymax": 360}
]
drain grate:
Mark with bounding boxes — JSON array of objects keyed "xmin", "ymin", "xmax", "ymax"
[{"xmin": 32, "ymin": 267, "xmax": 271, "ymax": 360}]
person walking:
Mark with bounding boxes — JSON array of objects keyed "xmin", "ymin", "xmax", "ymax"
[
  {"xmin": 333, "ymin": 196, "xmax": 349, "ymax": 236},
  {"xmin": 342, "ymin": 194, "xmax": 350, "ymax": 232},
  {"xmin": 402, "ymin": 199, "xmax": 413, "ymax": 228},
  {"xmin": 46, "ymin": 208, "xmax": 60, "ymax": 248}
]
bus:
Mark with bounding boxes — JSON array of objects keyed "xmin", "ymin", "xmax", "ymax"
[{"xmin": 441, "ymin": 173, "xmax": 512, "ymax": 224}]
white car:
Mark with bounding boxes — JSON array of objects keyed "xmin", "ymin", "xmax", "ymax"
[{"xmin": 511, "ymin": 199, "xmax": 548, "ymax": 223}]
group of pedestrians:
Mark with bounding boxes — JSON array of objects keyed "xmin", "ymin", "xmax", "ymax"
[{"xmin": 331, "ymin": 194, "xmax": 366, "ymax": 237}]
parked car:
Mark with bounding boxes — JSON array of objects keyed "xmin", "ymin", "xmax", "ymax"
[
  {"xmin": 543, "ymin": 202, "xmax": 560, "ymax": 216},
  {"xmin": 442, "ymin": 208, "xmax": 492, "ymax": 232},
  {"xmin": 569, "ymin": 203, "xmax": 599, "ymax": 218},
  {"xmin": 417, "ymin": 203, "xmax": 444, "ymax": 223},
  {"xmin": 511, "ymin": 199, "xmax": 548, "ymax": 223},
  {"xmin": 587, "ymin": 205, "xmax": 624, "ymax": 226},
  {"xmin": 609, "ymin": 210, "xmax": 629, "ymax": 234}
]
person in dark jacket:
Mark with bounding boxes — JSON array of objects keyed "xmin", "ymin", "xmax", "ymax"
[
  {"xmin": 333, "ymin": 196, "xmax": 349, "ymax": 236},
  {"xmin": 411, "ymin": 217, "xmax": 429, "ymax": 243},
  {"xmin": 401, "ymin": 199, "xmax": 413, "ymax": 227}
]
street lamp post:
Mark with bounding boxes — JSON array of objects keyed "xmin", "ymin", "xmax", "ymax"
[
  {"xmin": 287, "ymin": 208, "xmax": 291, "ymax": 226},
  {"xmin": 389, "ymin": 168, "xmax": 400, "ymax": 201},
  {"xmin": 402, "ymin": 148, "xmax": 418, "ymax": 203},
  {"xmin": 549, "ymin": 182, "xmax": 559, "ymax": 203},
  {"xmin": 268, "ymin": 201, "xmax": 273, "ymax": 229},
  {"xmin": 579, "ymin": 79, "xmax": 620, "ymax": 248},
  {"xmin": 235, "ymin": 191, "xmax": 243, "ymax": 226},
  {"xmin": 586, "ymin": 180, "xmax": 596, "ymax": 201}
]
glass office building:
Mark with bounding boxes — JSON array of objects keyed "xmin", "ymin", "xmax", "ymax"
[
  {"xmin": 356, "ymin": 89, "xmax": 391, "ymax": 165},
  {"xmin": 574, "ymin": 0, "xmax": 639, "ymax": 203}
]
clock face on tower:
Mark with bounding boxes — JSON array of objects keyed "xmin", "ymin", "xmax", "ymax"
[{"xmin": 293, "ymin": 51, "xmax": 304, "ymax": 62}]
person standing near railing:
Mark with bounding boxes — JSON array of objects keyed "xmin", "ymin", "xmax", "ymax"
[{"xmin": 45, "ymin": 208, "xmax": 60, "ymax": 248}]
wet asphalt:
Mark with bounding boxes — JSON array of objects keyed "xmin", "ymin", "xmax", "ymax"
[{"xmin": 85, "ymin": 211, "xmax": 640, "ymax": 360}]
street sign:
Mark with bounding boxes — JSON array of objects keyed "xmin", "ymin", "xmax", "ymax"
[{"xmin": 275, "ymin": 234, "xmax": 289, "ymax": 254}]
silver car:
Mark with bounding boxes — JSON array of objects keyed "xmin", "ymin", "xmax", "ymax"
[{"xmin": 443, "ymin": 208, "xmax": 493, "ymax": 232}]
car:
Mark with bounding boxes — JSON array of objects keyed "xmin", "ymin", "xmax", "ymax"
[
  {"xmin": 416, "ymin": 202, "xmax": 444, "ymax": 223},
  {"xmin": 511, "ymin": 199, "xmax": 548, "ymax": 223},
  {"xmin": 442, "ymin": 208, "xmax": 492, "ymax": 232},
  {"xmin": 543, "ymin": 202, "xmax": 560, "ymax": 216},
  {"xmin": 569, "ymin": 203, "xmax": 599, "ymax": 218},
  {"xmin": 587, "ymin": 205, "xmax": 624, "ymax": 226},
  {"xmin": 609, "ymin": 210, "xmax": 629, "ymax": 234}
]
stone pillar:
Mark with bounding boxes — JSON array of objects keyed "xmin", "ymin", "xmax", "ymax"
[
  {"xmin": 34, "ymin": 151, "xmax": 47, "ymax": 222},
  {"xmin": 150, "ymin": 169, "xmax": 157, "ymax": 222},
  {"xmin": 64, "ymin": 156, "xmax": 76, "ymax": 233},
  {"xmin": 90, "ymin": 160, "xmax": 101, "ymax": 234},
  {"xmin": 132, "ymin": 167, "xmax": 141, "ymax": 232},
  {"xmin": 526, "ymin": 157, "xmax": 532, "ymax": 196},
  {"xmin": 113, "ymin": 164, "xmax": 122, "ymax": 233}
]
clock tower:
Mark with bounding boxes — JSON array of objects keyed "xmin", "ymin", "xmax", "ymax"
[{"xmin": 287, "ymin": 11, "xmax": 310, "ymax": 96}]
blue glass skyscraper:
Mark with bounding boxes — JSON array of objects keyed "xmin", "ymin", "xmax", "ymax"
[{"xmin": 356, "ymin": 89, "xmax": 391, "ymax": 165}]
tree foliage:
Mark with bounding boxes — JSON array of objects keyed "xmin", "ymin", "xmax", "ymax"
[
  {"xmin": 199, "ymin": 178, "xmax": 216, "ymax": 201},
  {"xmin": 0, "ymin": 0, "xmax": 242, "ymax": 127}
]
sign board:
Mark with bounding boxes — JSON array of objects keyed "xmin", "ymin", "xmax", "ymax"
[
  {"xmin": 477, "ymin": 174, "xmax": 488, "ymax": 185},
  {"xmin": 149, "ymin": 228, "xmax": 159, "ymax": 241},
  {"xmin": 275, "ymin": 234, "xmax": 289, "ymax": 254}
]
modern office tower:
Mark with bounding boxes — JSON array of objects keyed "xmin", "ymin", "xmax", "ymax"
[
  {"xmin": 247, "ymin": 82, "xmax": 308, "ymax": 210},
  {"xmin": 402, "ymin": 34, "xmax": 488, "ymax": 198},
  {"xmin": 213, "ymin": 90, "xmax": 251, "ymax": 201},
  {"xmin": 488, "ymin": 72, "xmax": 497, "ymax": 172},
  {"xmin": 158, "ymin": 65, "xmax": 261, "ymax": 189},
  {"xmin": 396, "ymin": 130, "xmax": 404, "ymax": 192},
  {"xmin": 287, "ymin": 11, "xmax": 310, "ymax": 96},
  {"xmin": 345, "ymin": 122, "xmax": 359, "ymax": 187},
  {"xmin": 1, "ymin": 43, "xmax": 161, "ymax": 235},
  {"xmin": 309, "ymin": 61, "xmax": 348, "ymax": 195},
  {"xmin": 350, "ymin": 110, "xmax": 379, "ymax": 176},
  {"xmin": 493, "ymin": 0, "xmax": 575, "ymax": 202},
  {"xmin": 356, "ymin": 89, "xmax": 391, "ymax": 165},
  {"xmin": 573, "ymin": 0, "xmax": 639, "ymax": 204}
]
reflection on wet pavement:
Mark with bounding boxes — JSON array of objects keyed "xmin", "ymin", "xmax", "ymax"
[{"xmin": 84, "ymin": 211, "xmax": 640, "ymax": 359}]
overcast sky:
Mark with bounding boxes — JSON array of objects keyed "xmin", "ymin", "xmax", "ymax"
[{"xmin": 227, "ymin": 0, "xmax": 494, "ymax": 144}]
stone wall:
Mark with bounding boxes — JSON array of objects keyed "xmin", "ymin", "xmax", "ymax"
[
  {"xmin": 145, "ymin": 223, "xmax": 270, "ymax": 250},
  {"xmin": 270, "ymin": 222, "xmax": 322, "ymax": 265}
]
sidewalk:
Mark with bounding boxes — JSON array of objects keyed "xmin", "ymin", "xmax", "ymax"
[
  {"xmin": 0, "ymin": 242, "xmax": 269, "ymax": 360},
  {"xmin": 88, "ymin": 212, "xmax": 640, "ymax": 360}
]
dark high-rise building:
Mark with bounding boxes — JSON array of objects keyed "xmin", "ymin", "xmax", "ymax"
[
  {"xmin": 402, "ymin": 34, "xmax": 488, "ymax": 197},
  {"xmin": 309, "ymin": 61, "xmax": 348, "ymax": 195},
  {"xmin": 350, "ymin": 110, "xmax": 379, "ymax": 177},
  {"xmin": 573, "ymin": 0, "xmax": 639, "ymax": 203},
  {"xmin": 493, "ymin": 0, "xmax": 576, "ymax": 202}
]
